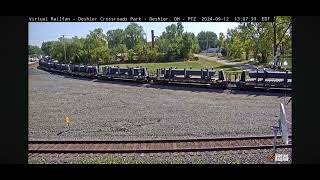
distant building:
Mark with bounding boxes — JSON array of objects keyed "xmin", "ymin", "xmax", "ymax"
[{"xmin": 202, "ymin": 48, "xmax": 222, "ymax": 53}]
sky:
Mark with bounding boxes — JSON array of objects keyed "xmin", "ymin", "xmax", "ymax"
[{"xmin": 28, "ymin": 22, "xmax": 239, "ymax": 47}]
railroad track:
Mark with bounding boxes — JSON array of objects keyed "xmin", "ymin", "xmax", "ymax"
[{"xmin": 29, "ymin": 135, "xmax": 292, "ymax": 154}]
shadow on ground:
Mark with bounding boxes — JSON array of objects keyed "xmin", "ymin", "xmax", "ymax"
[
  {"xmin": 229, "ymin": 88, "xmax": 291, "ymax": 98},
  {"xmin": 95, "ymin": 78, "xmax": 290, "ymax": 97}
]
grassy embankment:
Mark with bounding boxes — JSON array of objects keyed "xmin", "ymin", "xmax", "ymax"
[{"xmin": 102, "ymin": 58, "xmax": 241, "ymax": 74}]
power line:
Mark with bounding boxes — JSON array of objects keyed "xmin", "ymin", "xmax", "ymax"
[{"xmin": 61, "ymin": 34, "xmax": 71, "ymax": 63}]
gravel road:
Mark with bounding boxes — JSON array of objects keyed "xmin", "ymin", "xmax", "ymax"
[
  {"xmin": 29, "ymin": 66, "xmax": 292, "ymax": 141},
  {"xmin": 195, "ymin": 54, "xmax": 280, "ymax": 72}
]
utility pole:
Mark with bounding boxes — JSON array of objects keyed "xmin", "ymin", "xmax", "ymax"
[
  {"xmin": 226, "ymin": 34, "xmax": 229, "ymax": 57},
  {"xmin": 151, "ymin": 30, "xmax": 155, "ymax": 48},
  {"xmin": 206, "ymin": 35, "xmax": 209, "ymax": 56},
  {"xmin": 62, "ymin": 35, "xmax": 67, "ymax": 63}
]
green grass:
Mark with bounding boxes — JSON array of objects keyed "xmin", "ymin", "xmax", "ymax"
[{"xmin": 102, "ymin": 58, "xmax": 241, "ymax": 74}]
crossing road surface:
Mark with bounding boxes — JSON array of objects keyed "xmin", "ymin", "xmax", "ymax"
[{"xmin": 194, "ymin": 54, "xmax": 281, "ymax": 72}]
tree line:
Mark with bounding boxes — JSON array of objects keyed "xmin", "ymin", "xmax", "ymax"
[
  {"xmin": 29, "ymin": 45, "xmax": 42, "ymax": 56},
  {"xmin": 221, "ymin": 16, "xmax": 292, "ymax": 63},
  {"xmin": 29, "ymin": 17, "xmax": 292, "ymax": 64},
  {"xmin": 32, "ymin": 23, "xmax": 203, "ymax": 64}
]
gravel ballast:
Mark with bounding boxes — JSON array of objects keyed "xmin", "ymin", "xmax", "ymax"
[
  {"xmin": 28, "ymin": 148, "xmax": 292, "ymax": 164},
  {"xmin": 29, "ymin": 67, "xmax": 292, "ymax": 141}
]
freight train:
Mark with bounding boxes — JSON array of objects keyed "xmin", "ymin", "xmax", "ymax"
[{"xmin": 37, "ymin": 59, "xmax": 292, "ymax": 91}]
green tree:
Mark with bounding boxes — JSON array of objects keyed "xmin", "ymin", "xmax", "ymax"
[
  {"xmin": 83, "ymin": 28, "xmax": 111, "ymax": 64},
  {"xmin": 181, "ymin": 32, "xmax": 199, "ymax": 60},
  {"xmin": 29, "ymin": 45, "xmax": 42, "ymax": 55},
  {"xmin": 134, "ymin": 42, "xmax": 149, "ymax": 62},
  {"xmin": 252, "ymin": 22, "xmax": 273, "ymax": 62},
  {"xmin": 197, "ymin": 31, "xmax": 218, "ymax": 51},
  {"xmin": 226, "ymin": 22, "xmax": 274, "ymax": 62},
  {"xmin": 229, "ymin": 29, "xmax": 244, "ymax": 59},
  {"xmin": 177, "ymin": 22, "xmax": 184, "ymax": 36},
  {"xmin": 272, "ymin": 16, "xmax": 292, "ymax": 58},
  {"xmin": 111, "ymin": 44, "xmax": 128, "ymax": 62},
  {"xmin": 157, "ymin": 23, "xmax": 185, "ymax": 60},
  {"xmin": 127, "ymin": 49, "xmax": 135, "ymax": 62},
  {"xmin": 145, "ymin": 46, "xmax": 158, "ymax": 63},
  {"xmin": 41, "ymin": 41, "xmax": 55, "ymax": 55},
  {"xmin": 124, "ymin": 23, "xmax": 146, "ymax": 49},
  {"xmin": 217, "ymin": 32, "xmax": 225, "ymax": 49},
  {"xmin": 66, "ymin": 37, "xmax": 85, "ymax": 64},
  {"xmin": 237, "ymin": 23, "xmax": 255, "ymax": 60},
  {"xmin": 106, "ymin": 29, "xmax": 126, "ymax": 49},
  {"xmin": 49, "ymin": 40, "xmax": 65, "ymax": 62}
]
